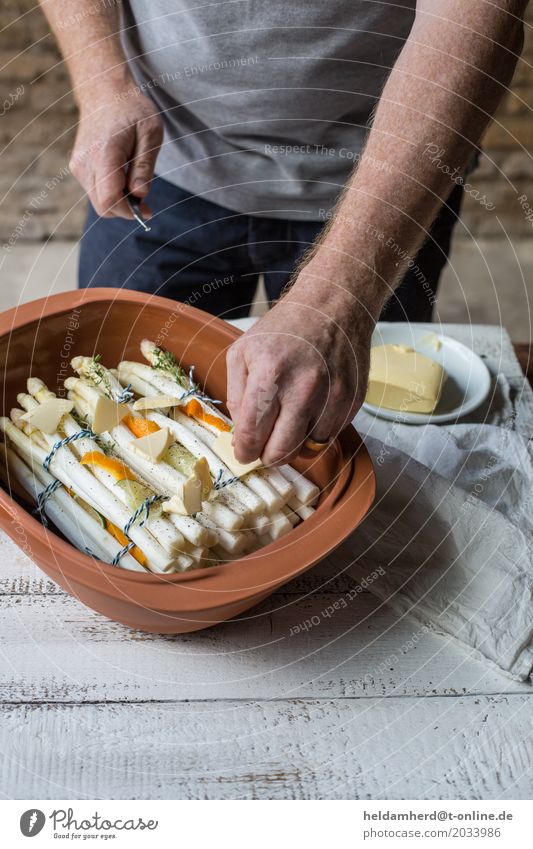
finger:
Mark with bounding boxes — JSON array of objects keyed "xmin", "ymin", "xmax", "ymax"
[
  {"xmin": 261, "ymin": 398, "xmax": 315, "ymax": 466},
  {"xmin": 69, "ymin": 146, "xmax": 100, "ymax": 211},
  {"xmin": 306, "ymin": 375, "xmax": 337, "ymax": 441},
  {"xmin": 232, "ymin": 372, "xmax": 281, "ymax": 463},
  {"xmin": 127, "ymin": 116, "xmax": 163, "ymax": 199},
  {"xmin": 225, "ymin": 347, "xmax": 248, "ymax": 421},
  {"xmin": 93, "ymin": 134, "xmax": 132, "ymax": 219},
  {"xmin": 299, "ymin": 380, "xmax": 349, "ymax": 457}
]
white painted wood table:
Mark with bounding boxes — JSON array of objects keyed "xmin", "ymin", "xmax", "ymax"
[{"xmin": 0, "ymin": 325, "xmax": 532, "ymax": 800}]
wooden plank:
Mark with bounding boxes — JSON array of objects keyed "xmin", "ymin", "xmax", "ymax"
[
  {"xmin": 0, "ymin": 590, "xmax": 528, "ymax": 703},
  {"xmin": 0, "ymin": 697, "xmax": 531, "ymax": 799}
]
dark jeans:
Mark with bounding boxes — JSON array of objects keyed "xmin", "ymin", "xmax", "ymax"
[{"xmin": 79, "ymin": 176, "xmax": 463, "ymax": 322}]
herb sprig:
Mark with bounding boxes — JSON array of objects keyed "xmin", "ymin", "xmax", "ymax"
[{"xmin": 152, "ymin": 345, "xmax": 187, "ymax": 386}]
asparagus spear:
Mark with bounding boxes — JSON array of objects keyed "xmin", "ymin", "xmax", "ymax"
[
  {"xmin": 3, "ymin": 444, "xmax": 145, "ymax": 572},
  {"xmin": 0, "ymin": 417, "xmax": 173, "ymax": 573},
  {"xmin": 138, "ymin": 340, "xmax": 302, "ymax": 501},
  {"xmin": 25, "ymin": 379, "xmax": 190, "ymax": 561},
  {"xmin": 68, "ymin": 390, "xmax": 216, "ymax": 548},
  {"xmin": 65, "ymin": 375, "xmax": 245, "ymax": 532},
  {"xmin": 118, "ymin": 361, "xmax": 286, "ymax": 511}
]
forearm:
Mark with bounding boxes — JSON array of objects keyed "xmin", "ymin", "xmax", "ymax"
[
  {"xmin": 298, "ymin": 0, "xmax": 526, "ymax": 321},
  {"xmin": 39, "ymin": 1, "xmax": 163, "ymax": 215},
  {"xmin": 37, "ymin": 0, "xmax": 133, "ymax": 104}
]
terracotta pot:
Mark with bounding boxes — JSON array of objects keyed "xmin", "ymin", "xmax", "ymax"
[{"xmin": 0, "ymin": 288, "xmax": 375, "ymax": 633}]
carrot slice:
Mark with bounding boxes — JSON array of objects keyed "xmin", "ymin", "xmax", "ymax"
[
  {"xmin": 183, "ymin": 398, "xmax": 231, "ymax": 432},
  {"xmin": 105, "ymin": 520, "xmax": 147, "ymax": 567},
  {"xmin": 123, "ymin": 414, "xmax": 160, "ymax": 438},
  {"xmin": 80, "ymin": 451, "xmax": 136, "ymax": 482}
]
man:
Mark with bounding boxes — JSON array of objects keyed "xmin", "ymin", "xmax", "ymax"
[{"xmin": 40, "ymin": 1, "xmax": 526, "ymax": 465}]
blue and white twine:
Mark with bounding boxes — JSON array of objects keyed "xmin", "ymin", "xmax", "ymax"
[
  {"xmin": 33, "ymin": 478, "xmax": 64, "ymax": 526},
  {"xmin": 111, "ymin": 541, "xmax": 136, "ymax": 566},
  {"xmin": 213, "ymin": 469, "xmax": 239, "ymax": 490},
  {"xmin": 117, "ymin": 383, "xmax": 134, "ymax": 404},
  {"xmin": 43, "ymin": 428, "xmax": 94, "ymax": 471},
  {"xmin": 179, "ymin": 365, "xmax": 222, "ymax": 406},
  {"xmin": 123, "ymin": 493, "xmax": 166, "ymax": 537}
]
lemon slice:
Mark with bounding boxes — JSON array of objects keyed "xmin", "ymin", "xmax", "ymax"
[
  {"xmin": 114, "ymin": 478, "xmax": 153, "ymax": 512},
  {"xmin": 165, "ymin": 443, "xmax": 196, "ymax": 476}
]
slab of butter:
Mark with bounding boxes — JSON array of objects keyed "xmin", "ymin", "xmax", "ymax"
[
  {"xmin": 192, "ymin": 457, "xmax": 213, "ymax": 499},
  {"xmin": 20, "ymin": 399, "xmax": 74, "ymax": 434},
  {"xmin": 132, "ymin": 394, "xmax": 182, "ymax": 411},
  {"xmin": 366, "ymin": 344, "xmax": 445, "ymax": 414},
  {"xmin": 130, "ymin": 427, "xmax": 173, "ymax": 461},
  {"xmin": 163, "ymin": 476, "xmax": 203, "ymax": 516},
  {"xmin": 91, "ymin": 396, "xmax": 129, "ymax": 434},
  {"xmin": 211, "ymin": 431, "xmax": 262, "ymax": 477}
]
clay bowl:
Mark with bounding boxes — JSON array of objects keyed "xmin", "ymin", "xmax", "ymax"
[{"xmin": 0, "ymin": 288, "xmax": 375, "ymax": 633}]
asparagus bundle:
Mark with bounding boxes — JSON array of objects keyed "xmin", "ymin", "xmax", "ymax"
[{"xmin": 0, "ymin": 343, "xmax": 320, "ymax": 575}]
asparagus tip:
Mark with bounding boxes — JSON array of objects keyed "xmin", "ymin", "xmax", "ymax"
[
  {"xmin": 140, "ymin": 339, "xmax": 155, "ymax": 358},
  {"xmin": 27, "ymin": 376, "xmax": 46, "ymax": 396}
]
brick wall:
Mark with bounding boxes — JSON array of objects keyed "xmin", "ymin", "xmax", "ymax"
[{"xmin": 1, "ymin": 0, "xmax": 531, "ymax": 243}]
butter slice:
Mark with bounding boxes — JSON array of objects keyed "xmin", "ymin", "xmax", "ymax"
[
  {"xmin": 132, "ymin": 394, "xmax": 182, "ymax": 411},
  {"xmin": 92, "ymin": 396, "xmax": 129, "ymax": 434},
  {"xmin": 192, "ymin": 457, "xmax": 213, "ymax": 499},
  {"xmin": 366, "ymin": 344, "xmax": 445, "ymax": 414},
  {"xmin": 163, "ymin": 476, "xmax": 203, "ymax": 516},
  {"xmin": 20, "ymin": 399, "xmax": 74, "ymax": 434},
  {"xmin": 130, "ymin": 427, "xmax": 173, "ymax": 461},
  {"xmin": 211, "ymin": 431, "xmax": 262, "ymax": 477}
]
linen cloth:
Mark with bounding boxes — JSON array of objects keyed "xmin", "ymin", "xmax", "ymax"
[{"xmin": 231, "ymin": 319, "xmax": 533, "ymax": 679}]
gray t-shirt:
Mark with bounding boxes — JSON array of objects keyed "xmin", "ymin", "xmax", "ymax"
[{"xmin": 121, "ymin": 1, "xmax": 416, "ymax": 219}]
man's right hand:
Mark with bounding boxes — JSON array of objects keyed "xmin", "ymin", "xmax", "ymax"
[{"xmin": 69, "ymin": 86, "xmax": 163, "ymax": 220}]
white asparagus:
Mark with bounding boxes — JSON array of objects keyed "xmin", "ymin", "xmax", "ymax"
[
  {"xmin": 5, "ymin": 346, "xmax": 318, "ymax": 575},
  {"xmin": 0, "ymin": 417, "xmax": 173, "ymax": 573},
  {"xmin": 199, "ymin": 517, "xmax": 255, "ymax": 555},
  {"xmin": 60, "ymin": 422, "xmax": 188, "ymax": 559},
  {"xmin": 249, "ymin": 513, "xmax": 271, "ymax": 536},
  {"xmin": 69, "ymin": 391, "xmax": 214, "ymax": 549},
  {"xmin": 282, "ymin": 505, "xmax": 300, "ymax": 527},
  {"xmin": 115, "ymin": 369, "xmax": 156, "ymax": 401},
  {"xmin": 277, "ymin": 464, "xmax": 320, "ymax": 506},
  {"xmin": 4, "ymin": 445, "xmax": 145, "ymax": 572},
  {"xmin": 101, "ymin": 430, "xmax": 212, "ymax": 548},
  {"xmin": 148, "ymin": 410, "xmax": 266, "ymax": 515},
  {"xmin": 69, "ymin": 392, "xmax": 209, "ymax": 546},
  {"xmin": 26, "ymin": 379, "xmax": 191, "ymax": 564},
  {"xmin": 10, "ymin": 409, "xmax": 48, "ymax": 450},
  {"xmin": 211, "ymin": 544, "xmax": 243, "ymax": 565},
  {"xmin": 264, "ymin": 510, "xmax": 293, "ymax": 540},
  {"xmin": 119, "ymin": 362, "xmax": 285, "ymax": 511},
  {"xmin": 70, "ymin": 355, "xmax": 125, "ymax": 399},
  {"xmin": 119, "ymin": 360, "xmax": 183, "ymax": 399},
  {"xmin": 66, "ymin": 375, "xmax": 244, "ymax": 531},
  {"xmin": 4, "ymin": 417, "xmax": 146, "ymax": 570},
  {"xmin": 287, "ymin": 495, "xmax": 316, "ymax": 521},
  {"xmin": 260, "ymin": 466, "xmax": 295, "ymax": 500},
  {"xmin": 111, "ymin": 422, "xmax": 243, "ymax": 531},
  {"xmin": 137, "ymin": 343, "xmax": 300, "ymax": 501}
]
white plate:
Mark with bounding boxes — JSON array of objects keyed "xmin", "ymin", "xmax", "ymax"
[{"xmin": 362, "ymin": 323, "xmax": 492, "ymax": 424}]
